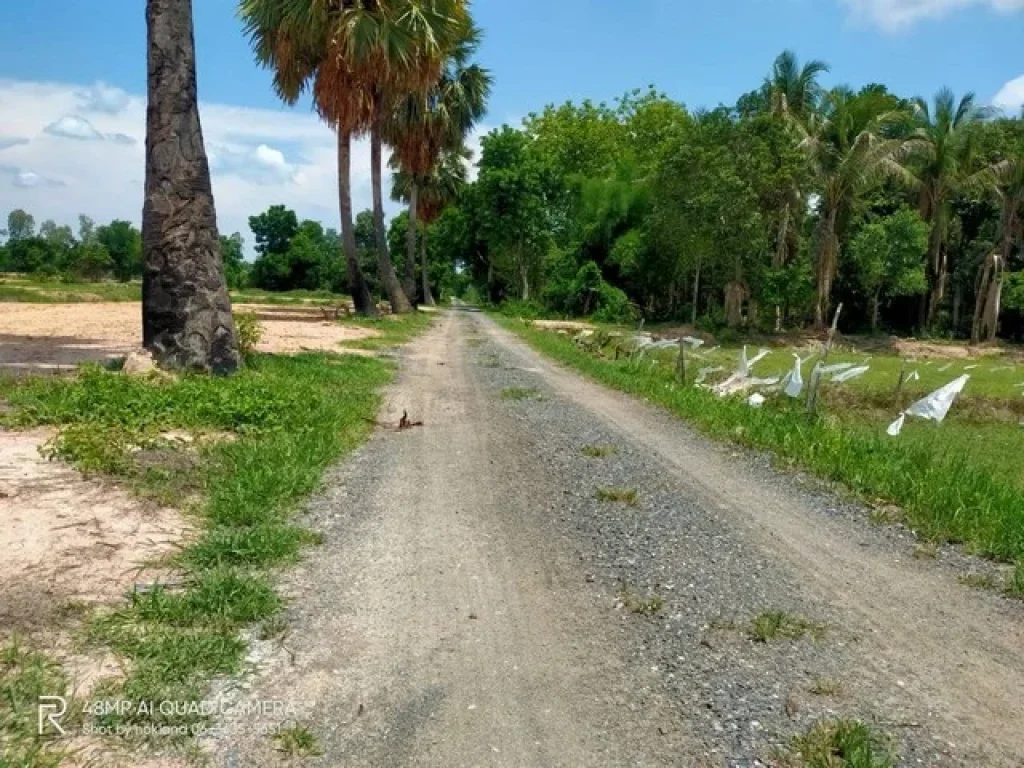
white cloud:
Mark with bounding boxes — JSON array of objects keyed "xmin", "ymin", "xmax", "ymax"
[
  {"xmin": 45, "ymin": 115, "xmax": 105, "ymax": 141},
  {"xmin": 76, "ymin": 81, "xmax": 131, "ymax": 115},
  {"xmin": 0, "ymin": 78, "xmax": 391, "ymax": 255},
  {"xmin": 993, "ymin": 74, "xmax": 1024, "ymax": 114},
  {"xmin": 0, "ymin": 137, "xmax": 30, "ymax": 151},
  {"xmin": 841, "ymin": 0, "xmax": 1024, "ymax": 30}
]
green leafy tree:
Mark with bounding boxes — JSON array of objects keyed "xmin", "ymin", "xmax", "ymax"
[
  {"xmin": 249, "ymin": 205, "xmax": 298, "ymax": 258},
  {"xmin": 849, "ymin": 208, "xmax": 929, "ymax": 330},
  {"xmin": 219, "ymin": 233, "xmax": 248, "ymax": 290},
  {"xmin": 6, "ymin": 209, "xmax": 35, "ymax": 242},
  {"xmin": 96, "ymin": 220, "xmax": 143, "ymax": 282}
]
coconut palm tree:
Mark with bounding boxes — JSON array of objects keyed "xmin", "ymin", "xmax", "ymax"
[
  {"xmin": 388, "ymin": 23, "xmax": 491, "ymax": 303},
  {"xmin": 800, "ymin": 87, "xmax": 914, "ymax": 328},
  {"xmin": 143, "ymin": 0, "xmax": 240, "ymax": 372},
  {"xmin": 972, "ymin": 154, "xmax": 1024, "ymax": 342},
  {"xmin": 392, "ymin": 144, "xmax": 471, "ymax": 303},
  {"xmin": 906, "ymin": 89, "xmax": 990, "ymax": 328}
]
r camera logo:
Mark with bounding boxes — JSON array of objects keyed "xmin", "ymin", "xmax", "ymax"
[{"xmin": 38, "ymin": 695, "xmax": 68, "ymax": 736}]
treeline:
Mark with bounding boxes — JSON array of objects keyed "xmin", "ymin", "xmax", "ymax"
[
  {"xmin": 0, "ymin": 208, "xmax": 246, "ymax": 289},
  {"xmin": 0, "ymin": 204, "xmax": 456, "ymax": 300},
  {"xmin": 437, "ymin": 52, "xmax": 1024, "ymax": 341}
]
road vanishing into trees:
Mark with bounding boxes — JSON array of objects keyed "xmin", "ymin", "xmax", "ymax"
[{"xmin": 212, "ymin": 309, "xmax": 1024, "ymax": 767}]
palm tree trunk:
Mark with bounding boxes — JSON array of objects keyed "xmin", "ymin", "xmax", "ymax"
[
  {"xmin": 370, "ymin": 120, "xmax": 413, "ymax": 314},
  {"xmin": 142, "ymin": 0, "xmax": 238, "ymax": 374},
  {"xmin": 924, "ymin": 217, "xmax": 946, "ymax": 329},
  {"xmin": 337, "ymin": 129, "xmax": 375, "ymax": 316},
  {"xmin": 404, "ymin": 181, "xmax": 419, "ymax": 303},
  {"xmin": 814, "ymin": 209, "xmax": 839, "ymax": 330},
  {"xmin": 420, "ymin": 226, "xmax": 435, "ymax": 306}
]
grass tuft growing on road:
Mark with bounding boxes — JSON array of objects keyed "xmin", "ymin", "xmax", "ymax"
[
  {"xmin": 749, "ymin": 611, "xmax": 825, "ymax": 642},
  {"xmin": 596, "ymin": 486, "xmax": 639, "ymax": 506},
  {"xmin": 498, "ymin": 317, "xmax": 1024, "ymax": 563},
  {"xmin": 0, "ymin": 350, "xmax": 396, "ymax": 739},
  {"xmin": 274, "ymin": 723, "xmax": 324, "ymax": 757},
  {"xmin": 581, "ymin": 444, "xmax": 618, "ymax": 458},
  {"xmin": 777, "ymin": 719, "xmax": 895, "ymax": 768}
]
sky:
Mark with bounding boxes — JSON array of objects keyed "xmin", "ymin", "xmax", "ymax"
[{"xmin": 0, "ymin": 0, "xmax": 1022, "ymax": 251}]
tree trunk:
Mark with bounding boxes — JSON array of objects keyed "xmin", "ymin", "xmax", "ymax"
[
  {"xmin": 871, "ymin": 286, "xmax": 881, "ymax": 332},
  {"xmin": 972, "ymin": 251, "xmax": 1004, "ymax": 344},
  {"xmin": 518, "ymin": 245, "xmax": 530, "ymax": 300},
  {"xmin": 924, "ymin": 217, "xmax": 947, "ymax": 329},
  {"xmin": 142, "ymin": 0, "xmax": 238, "ymax": 373},
  {"xmin": 724, "ymin": 281, "xmax": 746, "ymax": 328},
  {"xmin": 814, "ymin": 208, "xmax": 839, "ymax": 330},
  {"xmin": 691, "ymin": 256, "xmax": 701, "ymax": 326},
  {"xmin": 404, "ymin": 181, "xmax": 419, "ymax": 304},
  {"xmin": 337, "ymin": 129, "xmax": 375, "ymax": 316},
  {"xmin": 370, "ymin": 120, "xmax": 413, "ymax": 314},
  {"xmin": 420, "ymin": 226, "xmax": 435, "ymax": 306}
]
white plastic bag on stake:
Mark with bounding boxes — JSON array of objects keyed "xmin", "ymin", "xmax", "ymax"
[
  {"xmin": 832, "ymin": 365, "xmax": 870, "ymax": 383},
  {"xmin": 783, "ymin": 354, "xmax": 804, "ymax": 398},
  {"xmin": 887, "ymin": 413, "xmax": 906, "ymax": 436},
  {"xmin": 887, "ymin": 374, "xmax": 970, "ymax": 437}
]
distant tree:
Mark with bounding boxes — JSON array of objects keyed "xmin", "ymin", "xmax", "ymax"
[
  {"xmin": 219, "ymin": 233, "xmax": 248, "ymax": 290},
  {"xmin": 249, "ymin": 205, "xmax": 299, "ymax": 258},
  {"xmin": 6, "ymin": 210, "xmax": 35, "ymax": 242},
  {"xmin": 68, "ymin": 241, "xmax": 114, "ymax": 282},
  {"xmin": 78, "ymin": 215, "xmax": 97, "ymax": 244},
  {"xmin": 849, "ymin": 208, "xmax": 929, "ymax": 331},
  {"xmin": 96, "ymin": 220, "xmax": 143, "ymax": 282}
]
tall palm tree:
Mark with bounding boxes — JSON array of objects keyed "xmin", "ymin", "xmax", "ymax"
[
  {"xmin": 800, "ymin": 87, "xmax": 913, "ymax": 328},
  {"xmin": 143, "ymin": 0, "xmax": 240, "ymax": 372},
  {"xmin": 388, "ymin": 23, "xmax": 491, "ymax": 304},
  {"xmin": 240, "ymin": 0, "xmax": 468, "ymax": 315},
  {"xmin": 972, "ymin": 155, "xmax": 1024, "ymax": 342},
  {"xmin": 907, "ymin": 89, "xmax": 990, "ymax": 328},
  {"xmin": 239, "ymin": 0, "xmax": 377, "ymax": 315},
  {"xmin": 392, "ymin": 144, "xmax": 471, "ymax": 303}
]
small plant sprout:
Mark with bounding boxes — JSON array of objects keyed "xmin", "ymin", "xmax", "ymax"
[
  {"xmin": 274, "ymin": 723, "xmax": 324, "ymax": 757},
  {"xmin": 595, "ymin": 487, "xmax": 639, "ymax": 506},
  {"xmin": 749, "ymin": 611, "xmax": 825, "ymax": 643},
  {"xmin": 581, "ymin": 444, "xmax": 618, "ymax": 458}
]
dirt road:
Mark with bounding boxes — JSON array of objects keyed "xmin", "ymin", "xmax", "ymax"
[{"xmin": 211, "ymin": 309, "xmax": 1024, "ymax": 767}]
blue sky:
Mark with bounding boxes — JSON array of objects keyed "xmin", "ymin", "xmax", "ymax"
[{"xmin": 1, "ymin": 0, "xmax": 1022, "ymax": 245}]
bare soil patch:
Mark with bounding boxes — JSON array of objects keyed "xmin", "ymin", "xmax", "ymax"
[
  {"xmin": 0, "ymin": 302, "xmax": 380, "ymax": 373},
  {"xmin": 529, "ymin": 319, "xmax": 596, "ymax": 332},
  {"xmin": 0, "ymin": 428, "xmax": 188, "ymax": 639}
]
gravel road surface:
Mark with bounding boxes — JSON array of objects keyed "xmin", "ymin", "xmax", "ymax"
[{"xmin": 210, "ymin": 308, "xmax": 1024, "ymax": 767}]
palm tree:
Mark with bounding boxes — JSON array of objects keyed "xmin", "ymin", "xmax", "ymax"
[
  {"xmin": 388, "ymin": 23, "xmax": 491, "ymax": 304},
  {"xmin": 239, "ymin": 0, "xmax": 376, "ymax": 315},
  {"xmin": 800, "ymin": 87, "xmax": 913, "ymax": 328},
  {"xmin": 392, "ymin": 144, "xmax": 471, "ymax": 303},
  {"xmin": 143, "ymin": 0, "xmax": 240, "ymax": 372},
  {"xmin": 240, "ymin": 0, "xmax": 468, "ymax": 316},
  {"xmin": 763, "ymin": 51, "xmax": 828, "ymax": 329},
  {"xmin": 907, "ymin": 89, "xmax": 990, "ymax": 328},
  {"xmin": 972, "ymin": 155, "xmax": 1024, "ymax": 342}
]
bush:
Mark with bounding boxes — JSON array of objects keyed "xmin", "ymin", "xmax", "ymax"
[
  {"xmin": 500, "ymin": 299, "xmax": 548, "ymax": 319},
  {"xmin": 234, "ymin": 312, "xmax": 264, "ymax": 361}
]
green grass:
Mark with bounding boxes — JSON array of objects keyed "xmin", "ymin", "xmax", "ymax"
[
  {"xmin": 1006, "ymin": 561, "xmax": 1024, "ymax": 599},
  {"xmin": 748, "ymin": 611, "xmax": 825, "ymax": 642},
  {"xmin": 498, "ymin": 317, "xmax": 1024, "ymax": 562},
  {"xmin": 0, "ymin": 349, "xmax": 403, "ymax": 741},
  {"xmin": 501, "ymin": 386, "xmax": 543, "ymax": 401},
  {"xmin": 777, "ymin": 719, "xmax": 895, "ymax": 768},
  {"xmin": 581, "ymin": 444, "xmax": 618, "ymax": 458},
  {"xmin": 0, "ymin": 277, "xmax": 141, "ymax": 303},
  {"xmin": 274, "ymin": 723, "xmax": 324, "ymax": 757},
  {"xmin": 595, "ymin": 486, "xmax": 639, "ymax": 506},
  {"xmin": 0, "ymin": 640, "xmax": 79, "ymax": 768},
  {"xmin": 617, "ymin": 585, "xmax": 665, "ymax": 615},
  {"xmin": 808, "ymin": 677, "xmax": 843, "ymax": 696},
  {"xmin": 337, "ymin": 310, "xmax": 435, "ymax": 351},
  {"xmin": 958, "ymin": 572, "xmax": 998, "ymax": 590}
]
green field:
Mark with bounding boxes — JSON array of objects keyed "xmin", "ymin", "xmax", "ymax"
[{"xmin": 500, "ymin": 316, "xmax": 1024, "ymax": 562}]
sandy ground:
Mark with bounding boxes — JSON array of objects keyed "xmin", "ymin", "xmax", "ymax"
[
  {"xmin": 208, "ymin": 309, "xmax": 1024, "ymax": 767},
  {"xmin": 0, "ymin": 302, "xmax": 379, "ymax": 373},
  {"xmin": 0, "ymin": 429, "xmax": 187, "ymax": 640}
]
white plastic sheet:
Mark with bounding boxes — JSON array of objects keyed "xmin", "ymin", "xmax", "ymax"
[
  {"xmin": 818, "ymin": 362, "xmax": 854, "ymax": 376},
  {"xmin": 831, "ymin": 365, "xmax": 870, "ymax": 383},
  {"xmin": 695, "ymin": 366, "xmax": 725, "ymax": 385},
  {"xmin": 887, "ymin": 374, "xmax": 970, "ymax": 436},
  {"xmin": 748, "ymin": 393, "xmax": 766, "ymax": 408}
]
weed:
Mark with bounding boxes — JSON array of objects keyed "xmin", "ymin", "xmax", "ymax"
[
  {"xmin": 868, "ymin": 505, "xmax": 904, "ymax": 527},
  {"xmin": 1005, "ymin": 561, "xmax": 1024, "ymax": 599},
  {"xmin": 749, "ymin": 611, "xmax": 825, "ymax": 643},
  {"xmin": 501, "ymin": 386, "xmax": 542, "ymax": 401},
  {"xmin": 957, "ymin": 572, "xmax": 997, "ymax": 590},
  {"xmin": 234, "ymin": 311, "xmax": 264, "ymax": 361},
  {"xmin": 595, "ymin": 487, "xmax": 639, "ymax": 506},
  {"xmin": 274, "ymin": 724, "xmax": 324, "ymax": 757},
  {"xmin": 581, "ymin": 444, "xmax": 618, "ymax": 458},
  {"xmin": 808, "ymin": 677, "xmax": 842, "ymax": 696},
  {"xmin": 912, "ymin": 542, "xmax": 939, "ymax": 560},
  {"xmin": 618, "ymin": 585, "xmax": 665, "ymax": 615},
  {"xmin": 777, "ymin": 719, "xmax": 895, "ymax": 768},
  {"xmin": 259, "ymin": 616, "xmax": 290, "ymax": 641}
]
